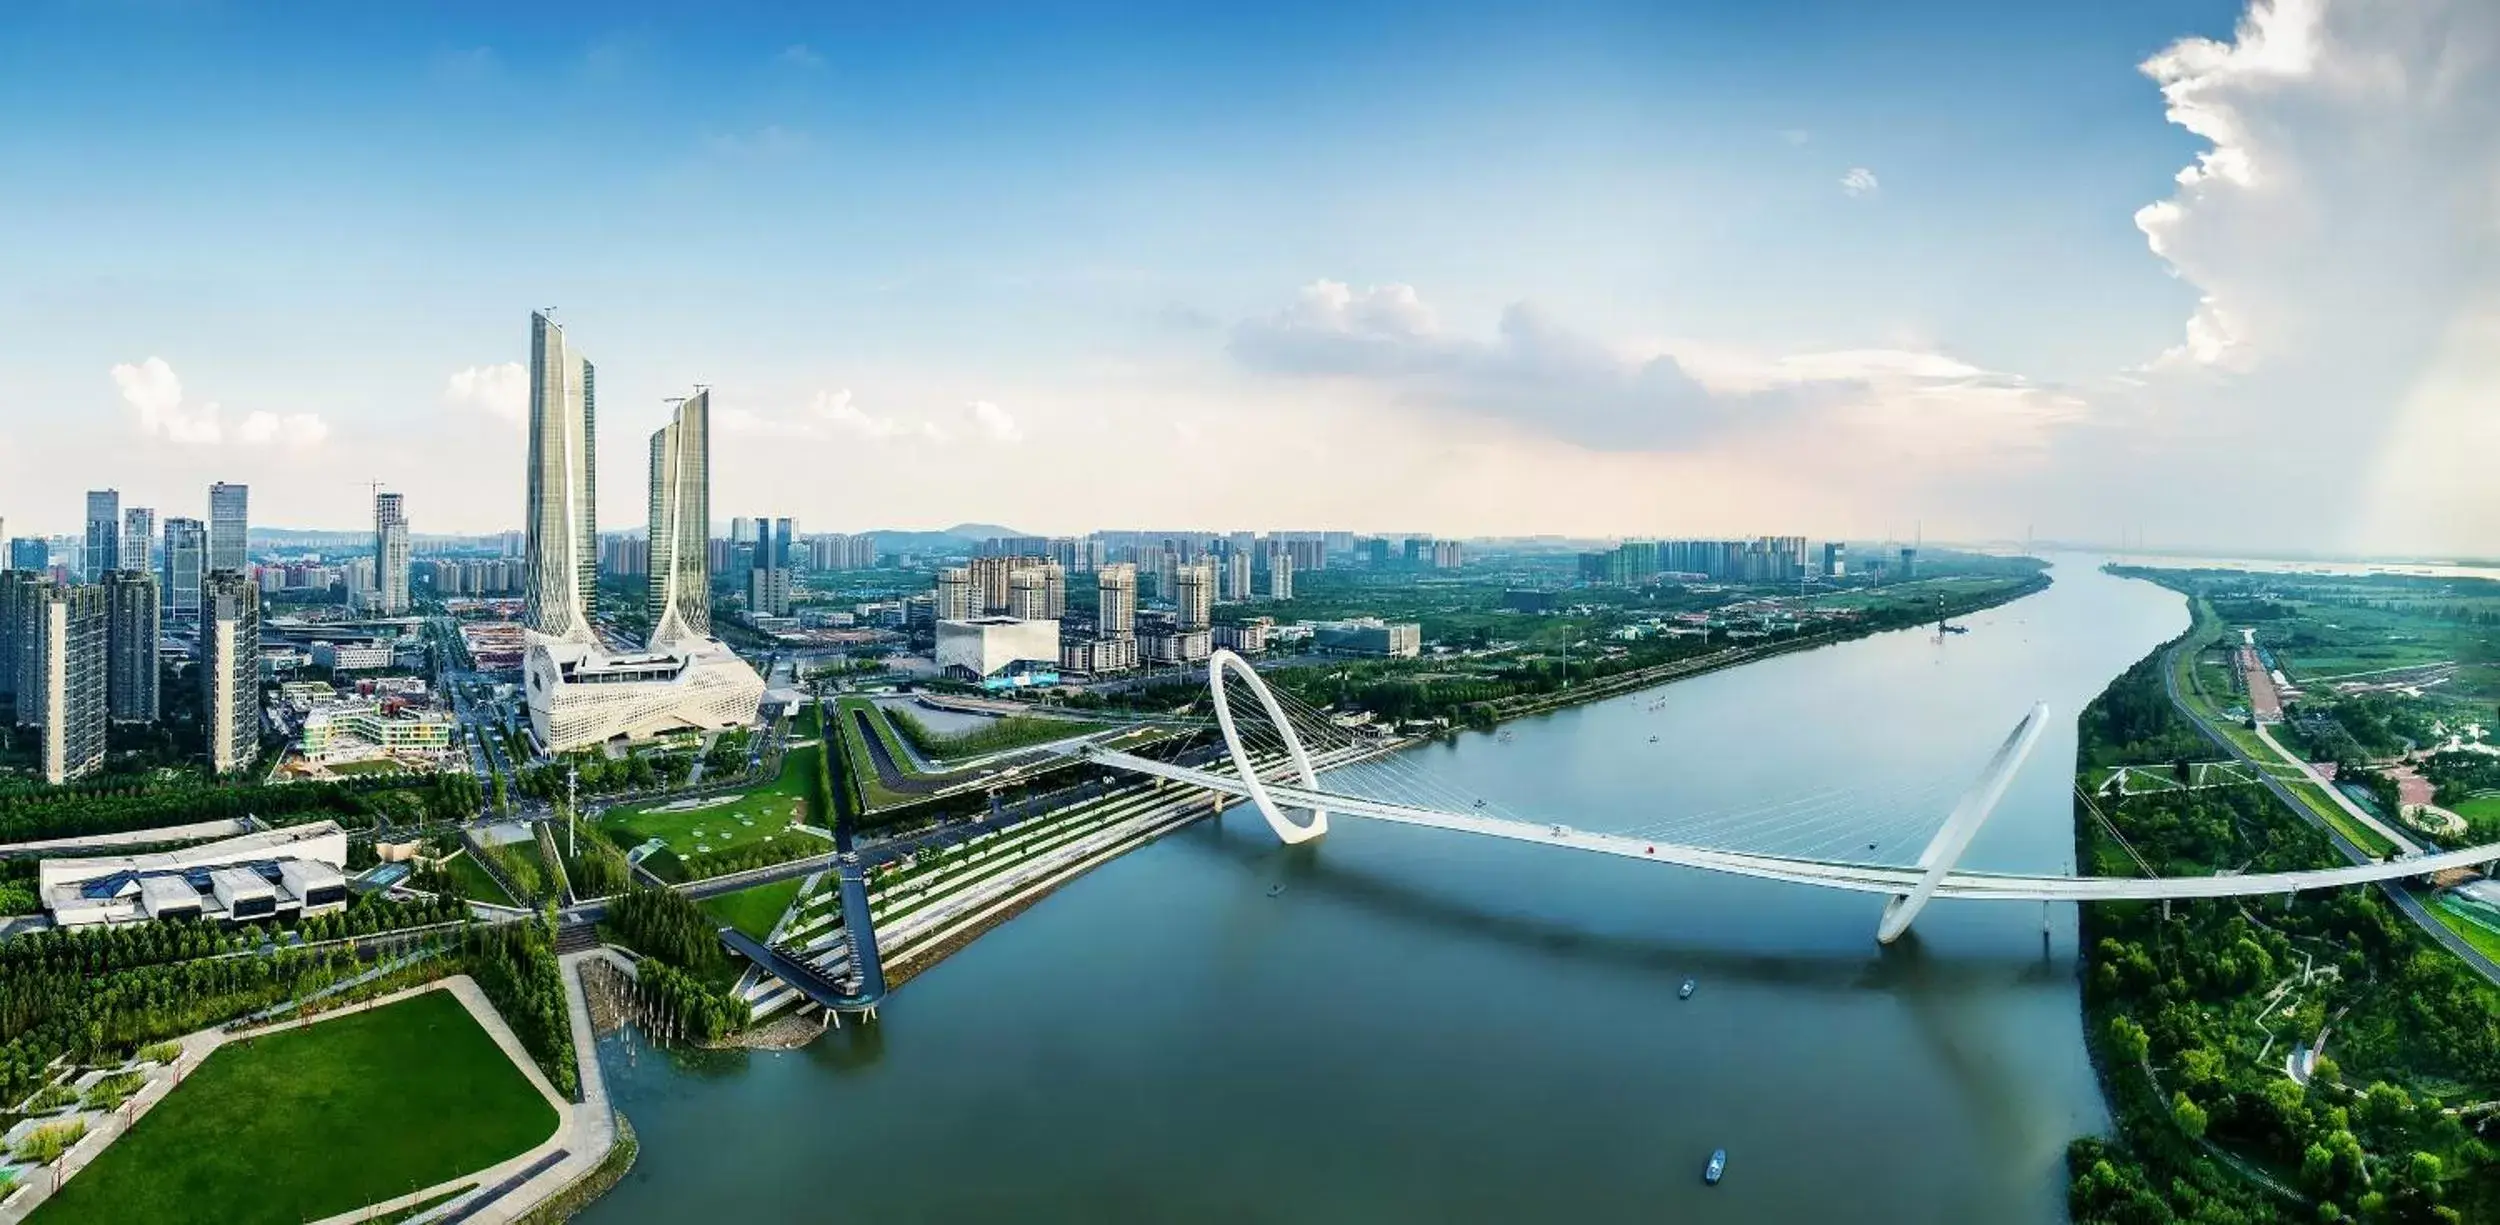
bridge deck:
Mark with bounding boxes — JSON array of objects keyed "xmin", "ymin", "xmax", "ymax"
[
  {"xmin": 1080, "ymin": 746, "xmax": 2493, "ymax": 904},
  {"xmin": 719, "ymin": 926, "xmax": 883, "ymax": 1013}
]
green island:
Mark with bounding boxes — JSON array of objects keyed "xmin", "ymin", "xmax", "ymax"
[
  {"xmin": 34, "ymin": 989, "xmax": 557, "ymax": 1225},
  {"xmin": 2070, "ymin": 565, "xmax": 2500, "ymax": 1224}
]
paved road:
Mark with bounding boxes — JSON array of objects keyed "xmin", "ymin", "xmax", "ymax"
[{"xmin": 2158, "ymin": 632, "xmax": 2500, "ymax": 986}]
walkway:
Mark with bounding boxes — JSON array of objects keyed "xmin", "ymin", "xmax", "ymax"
[{"xmin": 2251, "ymin": 721, "xmax": 2420, "ymax": 856}]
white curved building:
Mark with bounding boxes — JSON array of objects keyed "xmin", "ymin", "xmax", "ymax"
[{"xmin": 520, "ymin": 317, "xmax": 761, "ymax": 753}]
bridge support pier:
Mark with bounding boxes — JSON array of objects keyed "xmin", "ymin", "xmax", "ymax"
[{"xmin": 1875, "ymin": 703, "xmax": 2051, "ymax": 944}]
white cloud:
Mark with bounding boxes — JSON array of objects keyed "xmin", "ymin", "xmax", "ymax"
[
  {"xmin": 967, "ymin": 400, "xmax": 1021, "ymax": 443},
  {"xmin": 811, "ymin": 389, "xmax": 907, "ymax": 439},
  {"xmin": 111, "ymin": 357, "xmax": 328, "ymax": 451},
  {"xmin": 238, "ymin": 411, "xmax": 330, "ymax": 450},
  {"xmin": 1839, "ymin": 167, "xmax": 1880, "ymax": 198},
  {"xmin": 443, "ymin": 362, "xmax": 527, "ymax": 424},
  {"xmin": 2103, "ymin": 0, "xmax": 2500, "ymax": 552},
  {"xmin": 113, "ymin": 357, "xmax": 222, "ymax": 444}
]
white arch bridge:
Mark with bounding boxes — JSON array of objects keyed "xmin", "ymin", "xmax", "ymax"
[{"xmin": 1059, "ymin": 650, "xmax": 2500, "ymax": 944}]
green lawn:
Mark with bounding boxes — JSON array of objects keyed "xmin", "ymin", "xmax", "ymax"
[
  {"xmin": 598, "ymin": 743, "xmax": 824, "ymax": 867},
  {"xmin": 35, "ymin": 990, "xmax": 557, "ymax": 1225},
  {"xmin": 443, "ymin": 852, "xmax": 516, "ymax": 907},
  {"xmin": 2432, "ymin": 898, "xmax": 2500, "ymax": 964},
  {"xmin": 700, "ymin": 876, "xmax": 803, "ymax": 942},
  {"xmin": 2281, "ymin": 781, "xmax": 2400, "ymax": 858},
  {"xmin": 2452, "ymin": 793, "xmax": 2500, "ymax": 825}
]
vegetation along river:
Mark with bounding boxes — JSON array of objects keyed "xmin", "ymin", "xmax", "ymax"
[{"xmin": 581, "ymin": 556, "xmax": 2185, "ymax": 1223}]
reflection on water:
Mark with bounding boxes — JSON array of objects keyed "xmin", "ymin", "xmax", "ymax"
[{"xmin": 582, "ymin": 557, "xmax": 2186, "ymax": 1224}]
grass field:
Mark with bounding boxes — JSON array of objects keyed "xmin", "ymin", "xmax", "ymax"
[
  {"xmin": 35, "ymin": 990, "xmax": 557, "ymax": 1225},
  {"xmin": 598, "ymin": 743, "xmax": 823, "ymax": 870},
  {"xmin": 2283, "ymin": 781, "xmax": 2401, "ymax": 858},
  {"xmin": 701, "ymin": 876, "xmax": 803, "ymax": 941},
  {"xmin": 2432, "ymin": 898, "xmax": 2500, "ymax": 964},
  {"xmin": 443, "ymin": 852, "xmax": 516, "ymax": 907},
  {"xmin": 2452, "ymin": 794, "xmax": 2500, "ymax": 825}
]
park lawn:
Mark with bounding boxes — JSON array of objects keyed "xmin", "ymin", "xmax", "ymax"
[
  {"xmin": 34, "ymin": 990, "xmax": 556, "ymax": 1225},
  {"xmin": 832, "ymin": 698, "xmax": 924, "ymax": 810},
  {"xmin": 2452, "ymin": 793, "xmax": 2500, "ymax": 825},
  {"xmin": 2431, "ymin": 898, "xmax": 2500, "ymax": 965},
  {"xmin": 443, "ymin": 851, "xmax": 516, "ymax": 907},
  {"xmin": 701, "ymin": 876, "xmax": 803, "ymax": 942},
  {"xmin": 598, "ymin": 742, "xmax": 823, "ymax": 863},
  {"xmin": 2281, "ymin": 781, "xmax": 2400, "ymax": 858}
]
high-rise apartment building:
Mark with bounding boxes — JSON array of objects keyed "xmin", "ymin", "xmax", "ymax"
[
  {"xmin": 1175, "ymin": 563, "xmax": 1214, "ymax": 631},
  {"xmin": 373, "ymin": 491, "xmax": 410, "ymax": 614},
  {"xmin": 0, "ymin": 572, "xmax": 42, "ymax": 704},
  {"xmin": 746, "ymin": 515, "xmax": 791, "ymax": 617},
  {"xmin": 1822, "ymin": 541, "xmax": 1846, "ymax": 578},
  {"xmin": 26, "ymin": 584, "xmax": 107, "ymax": 784},
  {"xmin": 6, "ymin": 539, "xmax": 46, "ymax": 573},
  {"xmin": 83, "ymin": 491, "xmax": 119, "ymax": 581},
  {"xmin": 772, "ymin": 518, "xmax": 795, "ymax": 570},
  {"xmin": 935, "ymin": 568, "xmax": 976, "ymax": 621},
  {"xmin": 647, "ymin": 391, "xmax": 713, "ymax": 646},
  {"xmin": 1222, "ymin": 551, "xmax": 1252, "ymax": 602},
  {"xmin": 1097, "ymin": 564, "xmax": 1137, "ymax": 639},
  {"xmin": 161, "ymin": 518, "xmax": 205, "ymax": 619},
  {"xmin": 524, "ymin": 311, "xmax": 598, "ymax": 643},
  {"xmin": 201, "ymin": 570, "xmax": 261, "ymax": 774},
  {"xmin": 207, "ymin": 483, "xmax": 249, "ymax": 575},
  {"xmin": 1266, "ymin": 548, "xmax": 1295, "ymax": 601},
  {"xmin": 1007, "ymin": 567, "xmax": 1048, "ymax": 621},
  {"xmin": 103, "ymin": 570, "xmax": 159, "ymax": 723},
  {"xmin": 120, "ymin": 507, "xmax": 155, "ymax": 573},
  {"xmin": 1042, "ymin": 562, "xmax": 1066, "ymax": 620}
]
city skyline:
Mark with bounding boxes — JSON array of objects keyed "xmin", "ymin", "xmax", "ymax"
[{"xmin": 3, "ymin": 1, "xmax": 2491, "ymax": 554}]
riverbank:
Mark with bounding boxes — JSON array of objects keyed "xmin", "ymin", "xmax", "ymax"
[{"xmin": 2067, "ymin": 594, "xmax": 2500, "ymax": 1222}]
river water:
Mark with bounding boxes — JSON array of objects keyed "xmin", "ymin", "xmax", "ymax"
[{"xmin": 579, "ymin": 558, "xmax": 2185, "ymax": 1224}]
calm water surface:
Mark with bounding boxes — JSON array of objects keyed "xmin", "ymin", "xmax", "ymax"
[{"xmin": 581, "ymin": 558, "xmax": 2184, "ymax": 1224}]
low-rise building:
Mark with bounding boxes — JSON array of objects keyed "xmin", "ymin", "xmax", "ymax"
[
  {"xmin": 1060, "ymin": 634, "xmax": 1140, "ymax": 676},
  {"xmin": 1314, "ymin": 618, "xmax": 1422, "ymax": 658},
  {"xmin": 300, "ymin": 700, "xmax": 456, "ymax": 763},
  {"xmin": 935, "ymin": 616, "xmax": 1061, "ymax": 688},
  {"xmin": 1211, "ymin": 622, "xmax": 1268, "ymax": 654},
  {"xmin": 40, "ymin": 821, "xmax": 350, "ymax": 928}
]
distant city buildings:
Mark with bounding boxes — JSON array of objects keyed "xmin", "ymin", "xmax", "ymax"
[
  {"xmin": 747, "ymin": 515, "xmax": 793, "ymax": 618},
  {"xmin": 1264, "ymin": 547, "xmax": 1294, "ymax": 601},
  {"xmin": 1174, "ymin": 562, "xmax": 1214, "ymax": 631},
  {"xmin": 6, "ymin": 538, "xmax": 47, "ymax": 573},
  {"xmin": 1577, "ymin": 537, "xmax": 1824, "ymax": 586},
  {"xmin": 807, "ymin": 533, "xmax": 879, "ymax": 571}
]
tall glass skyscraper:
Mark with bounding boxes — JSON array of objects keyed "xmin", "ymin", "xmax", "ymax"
[
  {"xmin": 207, "ymin": 482, "xmax": 249, "ymax": 574},
  {"xmin": 525, "ymin": 311, "xmax": 598, "ymax": 644},
  {"xmin": 646, "ymin": 390, "xmax": 712, "ymax": 646},
  {"xmin": 161, "ymin": 518, "xmax": 204, "ymax": 619},
  {"xmin": 119, "ymin": 507, "xmax": 155, "ymax": 573},
  {"xmin": 82, "ymin": 490, "xmax": 119, "ymax": 582}
]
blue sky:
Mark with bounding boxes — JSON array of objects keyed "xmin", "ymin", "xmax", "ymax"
[{"xmin": 5, "ymin": 0, "xmax": 2492, "ymax": 554}]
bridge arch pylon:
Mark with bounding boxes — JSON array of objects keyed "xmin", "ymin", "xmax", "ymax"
[{"xmin": 1207, "ymin": 649, "xmax": 1330, "ymax": 844}]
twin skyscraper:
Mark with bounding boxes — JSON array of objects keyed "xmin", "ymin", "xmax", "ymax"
[{"xmin": 519, "ymin": 312, "xmax": 763, "ymax": 753}]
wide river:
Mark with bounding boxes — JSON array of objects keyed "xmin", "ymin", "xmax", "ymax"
[{"xmin": 581, "ymin": 558, "xmax": 2185, "ymax": 1223}]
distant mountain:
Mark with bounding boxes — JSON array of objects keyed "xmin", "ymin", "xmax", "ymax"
[{"xmin": 863, "ymin": 523, "xmax": 1027, "ymax": 553}]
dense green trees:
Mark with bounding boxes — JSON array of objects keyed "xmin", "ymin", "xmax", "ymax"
[
  {"xmin": 0, "ymin": 774, "xmax": 480, "ymax": 844},
  {"xmin": 604, "ymin": 887, "xmax": 728, "ymax": 977},
  {"xmin": 458, "ymin": 922, "xmax": 577, "ymax": 1098},
  {"xmin": 2071, "ymin": 627, "xmax": 2500, "ymax": 1224}
]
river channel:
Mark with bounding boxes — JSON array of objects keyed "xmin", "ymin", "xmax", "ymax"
[{"xmin": 579, "ymin": 557, "xmax": 2185, "ymax": 1223}]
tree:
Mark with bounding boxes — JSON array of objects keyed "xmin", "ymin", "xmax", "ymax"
[{"xmin": 2172, "ymin": 1091, "xmax": 2209, "ymax": 1141}]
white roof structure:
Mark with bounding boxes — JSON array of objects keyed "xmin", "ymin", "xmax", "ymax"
[
  {"xmin": 524, "ymin": 635, "xmax": 763, "ymax": 754},
  {"xmin": 935, "ymin": 617, "xmax": 1060, "ymax": 680},
  {"xmin": 37, "ymin": 820, "xmax": 351, "ymax": 929}
]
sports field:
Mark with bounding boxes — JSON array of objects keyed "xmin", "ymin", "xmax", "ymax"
[{"xmin": 35, "ymin": 988, "xmax": 558, "ymax": 1225}]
